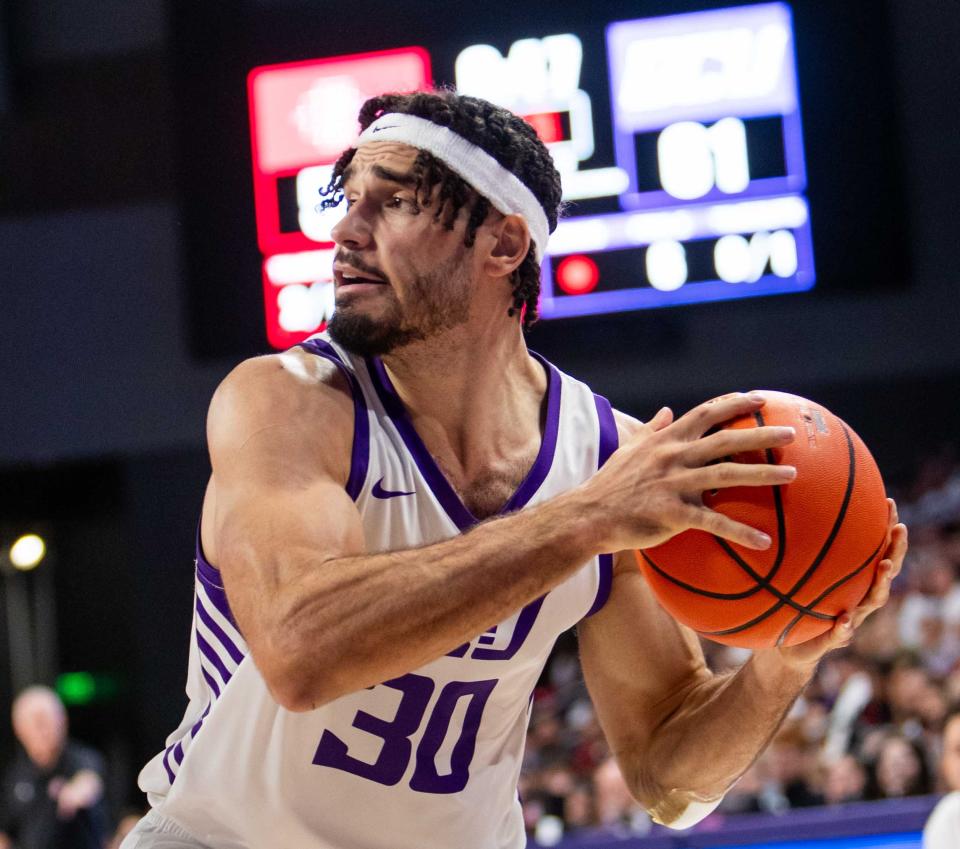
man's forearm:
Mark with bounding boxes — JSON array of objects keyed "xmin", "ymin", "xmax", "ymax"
[
  {"xmin": 634, "ymin": 650, "xmax": 813, "ymax": 825},
  {"xmin": 249, "ymin": 487, "xmax": 606, "ymax": 710}
]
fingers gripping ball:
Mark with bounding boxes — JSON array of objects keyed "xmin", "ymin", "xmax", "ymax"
[{"xmin": 637, "ymin": 391, "xmax": 888, "ymax": 648}]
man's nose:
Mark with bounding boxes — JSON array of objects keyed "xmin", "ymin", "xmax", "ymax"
[{"xmin": 331, "ymin": 203, "xmax": 372, "ymax": 250}]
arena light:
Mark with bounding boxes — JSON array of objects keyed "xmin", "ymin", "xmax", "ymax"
[
  {"xmin": 56, "ymin": 671, "xmax": 122, "ymax": 706},
  {"xmin": 57, "ymin": 671, "xmax": 96, "ymax": 705},
  {"xmin": 556, "ymin": 255, "xmax": 600, "ymax": 295},
  {"xmin": 9, "ymin": 533, "xmax": 46, "ymax": 571}
]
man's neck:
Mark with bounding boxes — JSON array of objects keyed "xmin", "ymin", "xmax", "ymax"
[{"xmin": 380, "ymin": 320, "xmax": 547, "ymax": 479}]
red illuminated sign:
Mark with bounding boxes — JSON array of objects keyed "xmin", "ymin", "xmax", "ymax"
[
  {"xmin": 556, "ymin": 254, "xmax": 600, "ymax": 295},
  {"xmin": 523, "ymin": 111, "xmax": 568, "ymax": 144},
  {"xmin": 248, "ymin": 48, "xmax": 432, "ymax": 349}
]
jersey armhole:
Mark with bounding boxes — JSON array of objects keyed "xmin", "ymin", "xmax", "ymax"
[
  {"xmin": 583, "ymin": 394, "xmax": 619, "ymax": 618},
  {"xmin": 299, "ymin": 338, "xmax": 370, "ymax": 500}
]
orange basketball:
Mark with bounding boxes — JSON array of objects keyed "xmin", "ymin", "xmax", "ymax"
[{"xmin": 636, "ymin": 391, "xmax": 889, "ymax": 649}]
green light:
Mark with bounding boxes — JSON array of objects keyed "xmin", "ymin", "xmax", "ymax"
[{"xmin": 57, "ymin": 671, "xmax": 96, "ymax": 705}]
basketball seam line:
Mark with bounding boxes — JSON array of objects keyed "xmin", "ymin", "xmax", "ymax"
[
  {"xmin": 702, "ymin": 423, "xmax": 859, "ymax": 637},
  {"xmin": 775, "ymin": 535, "xmax": 885, "ymax": 646},
  {"xmin": 643, "ymin": 420, "xmax": 869, "ymax": 642},
  {"xmin": 639, "ymin": 414, "xmax": 790, "ymax": 603}
]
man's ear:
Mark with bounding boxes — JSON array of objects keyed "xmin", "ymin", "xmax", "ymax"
[{"xmin": 484, "ymin": 214, "xmax": 531, "ymax": 279}]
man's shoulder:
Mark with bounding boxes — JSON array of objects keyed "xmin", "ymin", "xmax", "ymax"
[
  {"xmin": 209, "ymin": 349, "xmax": 355, "ymax": 437},
  {"xmin": 221, "ymin": 346, "xmax": 353, "ymax": 404},
  {"xmin": 205, "ymin": 347, "xmax": 357, "ymax": 484}
]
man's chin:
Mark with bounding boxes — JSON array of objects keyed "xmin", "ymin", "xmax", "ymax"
[{"xmin": 327, "ymin": 310, "xmax": 422, "ymax": 358}]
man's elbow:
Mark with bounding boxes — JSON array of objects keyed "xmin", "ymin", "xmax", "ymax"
[
  {"xmin": 628, "ymin": 763, "xmax": 725, "ymax": 830},
  {"xmin": 254, "ymin": 642, "xmax": 352, "ymax": 713},
  {"xmin": 648, "ymin": 794, "xmax": 725, "ymax": 830}
]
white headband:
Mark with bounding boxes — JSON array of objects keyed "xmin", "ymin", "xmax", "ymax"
[{"xmin": 355, "ymin": 113, "xmax": 550, "ymax": 260}]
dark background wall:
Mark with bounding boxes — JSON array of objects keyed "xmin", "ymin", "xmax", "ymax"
[
  {"xmin": 0, "ymin": 0, "xmax": 958, "ymax": 810},
  {"xmin": 2, "ymin": 1, "xmax": 959, "ymax": 466}
]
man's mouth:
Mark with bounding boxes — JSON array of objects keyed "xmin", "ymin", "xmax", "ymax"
[
  {"xmin": 333, "ymin": 269, "xmax": 387, "ymax": 295},
  {"xmin": 334, "ymin": 266, "xmax": 388, "ymax": 292}
]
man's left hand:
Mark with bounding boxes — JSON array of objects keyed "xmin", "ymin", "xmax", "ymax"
[{"xmin": 767, "ymin": 497, "xmax": 908, "ymax": 671}]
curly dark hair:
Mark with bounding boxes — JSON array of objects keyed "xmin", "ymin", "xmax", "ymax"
[{"xmin": 320, "ymin": 90, "xmax": 563, "ymax": 329}]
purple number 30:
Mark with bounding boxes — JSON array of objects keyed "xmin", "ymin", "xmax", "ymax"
[{"xmin": 313, "ymin": 674, "xmax": 497, "ymax": 794}]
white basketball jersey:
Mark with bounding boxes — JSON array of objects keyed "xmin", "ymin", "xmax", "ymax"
[{"xmin": 138, "ymin": 335, "xmax": 618, "ymax": 849}]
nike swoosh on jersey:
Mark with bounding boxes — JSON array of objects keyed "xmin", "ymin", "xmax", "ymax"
[{"xmin": 371, "ymin": 477, "xmax": 416, "ymax": 498}]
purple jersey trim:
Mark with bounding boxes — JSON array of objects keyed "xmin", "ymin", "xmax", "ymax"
[
  {"xmin": 196, "ymin": 630, "xmax": 233, "ymax": 688},
  {"xmin": 585, "ymin": 394, "xmax": 619, "ymax": 618},
  {"xmin": 193, "ymin": 520, "xmax": 244, "ymax": 636},
  {"xmin": 162, "ymin": 746, "xmax": 176, "ymax": 783},
  {"xmin": 200, "ymin": 665, "xmax": 221, "ymax": 698},
  {"xmin": 195, "ymin": 550, "xmax": 240, "ymax": 632},
  {"xmin": 299, "ymin": 337, "xmax": 370, "ymax": 501},
  {"xmin": 195, "ymin": 594, "xmax": 245, "ymax": 665},
  {"xmin": 366, "ymin": 352, "xmax": 562, "ymax": 532},
  {"xmin": 162, "ymin": 700, "xmax": 213, "ymax": 784}
]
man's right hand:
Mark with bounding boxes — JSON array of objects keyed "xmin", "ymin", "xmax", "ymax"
[{"xmin": 579, "ymin": 392, "xmax": 796, "ymax": 554}]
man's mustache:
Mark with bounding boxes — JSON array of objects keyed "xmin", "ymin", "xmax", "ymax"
[{"xmin": 334, "ymin": 250, "xmax": 389, "ymax": 284}]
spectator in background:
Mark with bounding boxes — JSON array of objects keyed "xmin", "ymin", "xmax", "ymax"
[
  {"xmin": 924, "ymin": 708, "xmax": 960, "ymax": 848},
  {"xmin": 869, "ymin": 732, "xmax": 932, "ymax": 800},
  {"xmin": 0, "ymin": 686, "xmax": 109, "ymax": 849},
  {"xmin": 766, "ymin": 728, "xmax": 824, "ymax": 808},
  {"xmin": 822, "ymin": 755, "xmax": 868, "ymax": 806},
  {"xmin": 593, "ymin": 756, "xmax": 651, "ymax": 837}
]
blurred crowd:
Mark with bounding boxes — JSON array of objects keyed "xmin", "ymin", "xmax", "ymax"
[
  {"xmin": 519, "ymin": 447, "xmax": 960, "ymax": 845},
  {"xmin": 4, "ymin": 450, "xmax": 960, "ymax": 848}
]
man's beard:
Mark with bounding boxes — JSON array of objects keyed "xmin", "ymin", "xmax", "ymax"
[{"xmin": 328, "ymin": 250, "xmax": 472, "ymax": 357}]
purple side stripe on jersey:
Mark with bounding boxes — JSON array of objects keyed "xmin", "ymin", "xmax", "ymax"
[
  {"xmin": 162, "ymin": 744, "xmax": 176, "ymax": 783},
  {"xmin": 200, "ymin": 664, "xmax": 221, "ymax": 698},
  {"xmin": 299, "ymin": 337, "xmax": 370, "ymax": 500},
  {"xmin": 196, "ymin": 593, "xmax": 245, "ymax": 665},
  {"xmin": 173, "ymin": 703, "xmax": 212, "ymax": 768},
  {"xmin": 585, "ymin": 394, "xmax": 619, "ymax": 618},
  {"xmin": 195, "ymin": 528, "xmax": 241, "ymax": 632},
  {"xmin": 190, "ymin": 703, "xmax": 212, "ymax": 738},
  {"xmin": 366, "ymin": 351, "xmax": 562, "ymax": 532},
  {"xmin": 196, "ymin": 567, "xmax": 239, "ymax": 632},
  {"xmin": 196, "ymin": 630, "xmax": 233, "ymax": 687},
  {"xmin": 161, "ymin": 701, "xmax": 212, "ymax": 785}
]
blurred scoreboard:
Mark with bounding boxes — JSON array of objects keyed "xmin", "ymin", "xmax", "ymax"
[{"xmin": 248, "ymin": 2, "xmax": 813, "ymax": 349}]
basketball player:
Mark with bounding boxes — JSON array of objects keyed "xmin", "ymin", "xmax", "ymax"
[{"xmin": 121, "ymin": 91, "xmax": 908, "ymax": 849}]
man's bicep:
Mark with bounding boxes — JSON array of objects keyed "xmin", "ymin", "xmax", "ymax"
[
  {"xmin": 208, "ymin": 467, "xmax": 368, "ymax": 699},
  {"xmin": 579, "ymin": 552, "xmax": 710, "ymax": 766},
  {"xmin": 203, "ymin": 353, "xmax": 365, "ymax": 653},
  {"xmin": 215, "ymin": 474, "xmax": 366, "ymax": 578}
]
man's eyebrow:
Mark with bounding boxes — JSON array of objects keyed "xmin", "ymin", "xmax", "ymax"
[
  {"xmin": 340, "ymin": 163, "xmax": 418, "ymax": 189},
  {"xmin": 372, "ymin": 164, "xmax": 418, "ymax": 186}
]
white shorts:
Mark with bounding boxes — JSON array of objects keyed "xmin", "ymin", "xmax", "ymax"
[{"xmin": 119, "ymin": 811, "xmax": 210, "ymax": 849}]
